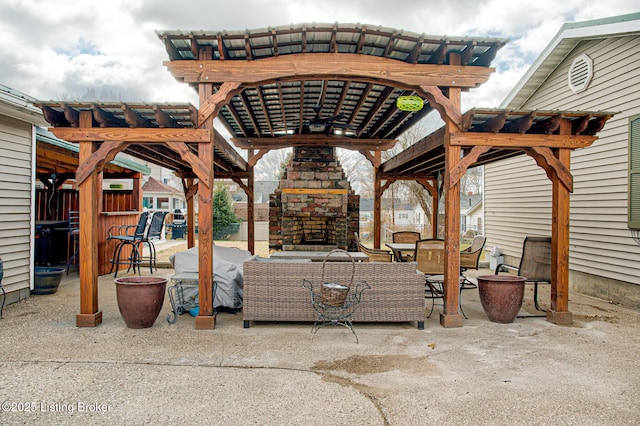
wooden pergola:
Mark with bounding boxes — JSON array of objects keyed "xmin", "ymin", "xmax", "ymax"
[{"xmin": 37, "ymin": 23, "xmax": 611, "ymax": 329}]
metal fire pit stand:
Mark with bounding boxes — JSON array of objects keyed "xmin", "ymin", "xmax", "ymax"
[{"xmin": 302, "ymin": 250, "xmax": 370, "ymax": 343}]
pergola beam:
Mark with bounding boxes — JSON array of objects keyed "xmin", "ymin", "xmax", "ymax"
[
  {"xmin": 49, "ymin": 128, "xmax": 212, "ymax": 143},
  {"xmin": 450, "ymin": 132, "xmax": 596, "ymax": 148},
  {"xmin": 165, "ymin": 53, "xmax": 494, "ymax": 89},
  {"xmin": 232, "ymin": 135, "xmax": 397, "ymax": 151}
]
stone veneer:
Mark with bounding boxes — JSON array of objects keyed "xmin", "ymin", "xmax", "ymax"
[{"xmin": 269, "ymin": 147, "xmax": 359, "ymax": 251}]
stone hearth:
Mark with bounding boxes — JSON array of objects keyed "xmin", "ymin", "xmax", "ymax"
[{"xmin": 269, "ymin": 147, "xmax": 359, "ymax": 251}]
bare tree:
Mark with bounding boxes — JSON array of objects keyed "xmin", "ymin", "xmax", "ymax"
[
  {"xmin": 337, "ymin": 149, "xmax": 373, "ymax": 197},
  {"xmin": 254, "ymin": 148, "xmax": 292, "ymax": 181}
]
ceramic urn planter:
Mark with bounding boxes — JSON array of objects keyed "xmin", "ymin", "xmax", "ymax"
[
  {"xmin": 477, "ymin": 275, "xmax": 527, "ymax": 323},
  {"xmin": 114, "ymin": 276, "xmax": 168, "ymax": 328}
]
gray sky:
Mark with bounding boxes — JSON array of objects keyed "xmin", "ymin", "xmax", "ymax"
[{"xmin": 1, "ymin": 0, "xmax": 638, "ymax": 111}]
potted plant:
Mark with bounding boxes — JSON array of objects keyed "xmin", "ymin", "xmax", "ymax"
[{"xmin": 113, "ymin": 276, "xmax": 168, "ymax": 328}]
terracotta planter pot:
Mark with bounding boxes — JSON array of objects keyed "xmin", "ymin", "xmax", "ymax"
[
  {"xmin": 477, "ymin": 275, "xmax": 526, "ymax": 323},
  {"xmin": 114, "ymin": 276, "xmax": 167, "ymax": 328}
]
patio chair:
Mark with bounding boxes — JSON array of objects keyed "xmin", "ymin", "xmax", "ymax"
[
  {"xmin": 354, "ymin": 232, "xmax": 393, "ymax": 262},
  {"xmin": 414, "ymin": 239, "xmax": 466, "ymax": 319},
  {"xmin": 459, "ymin": 235, "xmax": 487, "ymax": 289},
  {"xmin": 137, "ymin": 211, "xmax": 168, "ymax": 274},
  {"xmin": 392, "ymin": 231, "xmax": 421, "ymax": 261},
  {"xmin": 494, "ymin": 236, "xmax": 551, "ymax": 316},
  {"xmin": 108, "ymin": 211, "xmax": 149, "ymax": 278},
  {"xmin": 66, "ymin": 209, "xmax": 80, "ymax": 275}
]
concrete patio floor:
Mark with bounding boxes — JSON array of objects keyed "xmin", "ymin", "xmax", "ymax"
[{"xmin": 1, "ymin": 264, "xmax": 638, "ymax": 425}]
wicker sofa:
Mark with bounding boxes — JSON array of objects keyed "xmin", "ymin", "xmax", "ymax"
[{"xmin": 243, "ymin": 259, "xmax": 426, "ymax": 329}]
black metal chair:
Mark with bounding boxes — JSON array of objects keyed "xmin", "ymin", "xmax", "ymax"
[
  {"xmin": 495, "ymin": 236, "xmax": 552, "ymax": 316},
  {"xmin": 137, "ymin": 211, "xmax": 168, "ymax": 274},
  {"xmin": 108, "ymin": 212, "xmax": 149, "ymax": 278},
  {"xmin": 66, "ymin": 210, "xmax": 80, "ymax": 275}
]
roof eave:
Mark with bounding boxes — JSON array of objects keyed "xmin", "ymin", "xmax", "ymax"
[{"xmin": 500, "ymin": 12, "xmax": 640, "ymax": 109}]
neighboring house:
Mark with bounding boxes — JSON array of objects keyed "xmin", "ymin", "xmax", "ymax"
[
  {"xmin": 461, "ymin": 194, "xmax": 483, "ymax": 235},
  {"xmin": 142, "ymin": 176, "xmax": 185, "ymax": 212},
  {"xmin": 0, "ymin": 84, "xmax": 48, "ymax": 304},
  {"xmin": 484, "ymin": 13, "xmax": 640, "ymax": 309}
]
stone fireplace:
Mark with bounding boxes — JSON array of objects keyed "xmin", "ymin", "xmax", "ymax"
[{"xmin": 269, "ymin": 147, "xmax": 359, "ymax": 251}]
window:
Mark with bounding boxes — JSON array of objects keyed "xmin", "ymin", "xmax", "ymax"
[
  {"xmin": 629, "ymin": 115, "xmax": 640, "ymax": 229},
  {"xmin": 143, "ymin": 197, "xmax": 153, "ymax": 209},
  {"xmin": 156, "ymin": 197, "xmax": 169, "ymax": 210}
]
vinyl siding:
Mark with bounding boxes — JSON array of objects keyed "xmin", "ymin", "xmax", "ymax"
[
  {"xmin": 485, "ymin": 34, "xmax": 640, "ymax": 286},
  {"xmin": 0, "ymin": 114, "xmax": 33, "ymax": 294}
]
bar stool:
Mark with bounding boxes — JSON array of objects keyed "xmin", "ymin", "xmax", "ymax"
[{"xmin": 107, "ymin": 212, "xmax": 149, "ymax": 278}]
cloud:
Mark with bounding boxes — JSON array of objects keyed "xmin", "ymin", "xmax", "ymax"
[{"xmin": 1, "ymin": 0, "xmax": 638, "ymax": 110}]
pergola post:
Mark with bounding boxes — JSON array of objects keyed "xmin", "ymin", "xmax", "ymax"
[
  {"xmin": 194, "ymin": 47, "xmax": 216, "ymax": 329},
  {"xmin": 186, "ymin": 178, "xmax": 196, "ymax": 248},
  {"xmin": 441, "ymin": 54, "xmax": 464, "ymax": 328},
  {"xmin": 373, "ymin": 151, "xmax": 382, "ymax": 249},
  {"xmin": 132, "ymin": 172, "xmax": 142, "ymax": 211},
  {"xmin": 247, "ymin": 149, "xmax": 255, "ymax": 254},
  {"xmin": 76, "ymin": 110, "xmax": 102, "ymax": 327},
  {"xmin": 548, "ymin": 120, "xmax": 573, "ymax": 325}
]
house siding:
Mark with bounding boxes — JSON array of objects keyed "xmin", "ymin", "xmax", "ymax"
[
  {"xmin": 0, "ymin": 114, "xmax": 34, "ymax": 301},
  {"xmin": 485, "ymin": 34, "xmax": 640, "ymax": 308}
]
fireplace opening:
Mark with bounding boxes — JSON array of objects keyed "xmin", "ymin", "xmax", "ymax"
[{"xmin": 296, "ymin": 217, "xmax": 336, "ymax": 246}]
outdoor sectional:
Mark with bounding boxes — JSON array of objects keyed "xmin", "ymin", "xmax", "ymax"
[{"xmin": 243, "ymin": 259, "xmax": 426, "ymax": 329}]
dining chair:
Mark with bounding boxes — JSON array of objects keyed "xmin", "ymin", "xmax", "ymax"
[
  {"xmin": 414, "ymin": 238, "xmax": 466, "ymax": 319},
  {"xmin": 354, "ymin": 232, "xmax": 393, "ymax": 262},
  {"xmin": 392, "ymin": 231, "xmax": 421, "ymax": 261},
  {"xmin": 66, "ymin": 209, "xmax": 80, "ymax": 275},
  {"xmin": 460, "ymin": 235, "xmax": 487, "ymax": 288}
]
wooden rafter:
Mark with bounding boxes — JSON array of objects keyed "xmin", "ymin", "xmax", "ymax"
[{"xmin": 381, "ymin": 127, "xmax": 446, "ymax": 172}]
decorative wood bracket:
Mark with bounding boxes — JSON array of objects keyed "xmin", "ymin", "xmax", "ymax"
[
  {"xmin": 446, "ymin": 145, "xmax": 491, "ymax": 190},
  {"xmin": 524, "ymin": 147, "xmax": 573, "ymax": 192},
  {"xmin": 375, "ymin": 179, "xmax": 394, "ymax": 198},
  {"xmin": 75, "ymin": 141, "xmax": 127, "ymax": 185},
  {"xmin": 167, "ymin": 141, "xmax": 211, "ymax": 188},
  {"xmin": 182, "ymin": 178, "xmax": 198, "ymax": 201},
  {"xmin": 198, "ymin": 82, "xmax": 243, "ymax": 126},
  {"xmin": 231, "ymin": 176, "xmax": 252, "ymax": 197},
  {"xmin": 417, "ymin": 178, "xmax": 437, "ymax": 198},
  {"xmin": 359, "ymin": 150, "xmax": 380, "ymax": 168},
  {"xmin": 418, "ymin": 85, "xmax": 462, "ymax": 131},
  {"xmin": 248, "ymin": 149, "xmax": 270, "ymax": 168}
]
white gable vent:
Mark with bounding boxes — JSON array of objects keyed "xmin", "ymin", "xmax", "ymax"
[{"xmin": 567, "ymin": 54, "xmax": 593, "ymax": 94}]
